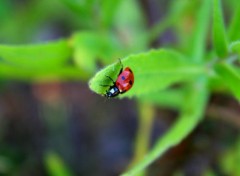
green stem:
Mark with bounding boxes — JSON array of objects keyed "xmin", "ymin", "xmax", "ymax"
[{"xmin": 127, "ymin": 102, "xmax": 155, "ymax": 176}]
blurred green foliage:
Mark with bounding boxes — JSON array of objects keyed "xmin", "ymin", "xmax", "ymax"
[
  {"xmin": 45, "ymin": 151, "xmax": 73, "ymax": 176},
  {"xmin": 0, "ymin": 0, "xmax": 240, "ymax": 176}
]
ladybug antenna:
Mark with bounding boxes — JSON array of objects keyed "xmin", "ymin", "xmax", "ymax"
[
  {"xmin": 117, "ymin": 58, "xmax": 123, "ymax": 75},
  {"xmin": 118, "ymin": 58, "xmax": 123, "ymax": 69}
]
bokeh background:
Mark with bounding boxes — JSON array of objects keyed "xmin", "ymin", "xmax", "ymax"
[{"xmin": 0, "ymin": 0, "xmax": 240, "ymax": 176}]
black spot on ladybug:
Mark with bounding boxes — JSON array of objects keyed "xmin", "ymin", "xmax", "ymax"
[
  {"xmin": 121, "ymin": 76, "xmax": 126, "ymax": 80},
  {"xmin": 129, "ymin": 80, "xmax": 133, "ymax": 85}
]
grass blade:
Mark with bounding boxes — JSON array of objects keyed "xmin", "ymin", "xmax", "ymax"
[
  {"xmin": 228, "ymin": 3, "xmax": 240, "ymax": 41},
  {"xmin": 212, "ymin": 0, "xmax": 228, "ymax": 58},
  {"xmin": 0, "ymin": 40, "xmax": 71, "ymax": 69},
  {"xmin": 45, "ymin": 151, "xmax": 73, "ymax": 176},
  {"xmin": 215, "ymin": 63, "xmax": 240, "ymax": 101},
  {"xmin": 190, "ymin": 0, "xmax": 211, "ymax": 63}
]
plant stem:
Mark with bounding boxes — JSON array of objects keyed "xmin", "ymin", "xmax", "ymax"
[{"xmin": 127, "ymin": 101, "xmax": 155, "ymax": 176}]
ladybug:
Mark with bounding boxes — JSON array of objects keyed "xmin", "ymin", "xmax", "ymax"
[{"xmin": 103, "ymin": 60, "xmax": 134, "ymax": 98}]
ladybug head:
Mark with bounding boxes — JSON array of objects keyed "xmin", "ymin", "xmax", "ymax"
[{"xmin": 105, "ymin": 86, "xmax": 120, "ymax": 98}]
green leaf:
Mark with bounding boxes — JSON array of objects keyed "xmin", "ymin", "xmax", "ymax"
[
  {"xmin": 228, "ymin": 3, "xmax": 240, "ymax": 41},
  {"xmin": 221, "ymin": 137, "xmax": 240, "ymax": 176},
  {"xmin": 214, "ymin": 63, "xmax": 240, "ymax": 101},
  {"xmin": 208, "ymin": 74, "xmax": 228, "ymax": 93},
  {"xmin": 0, "ymin": 63, "xmax": 89, "ymax": 81},
  {"xmin": 0, "ymin": 40, "xmax": 71, "ymax": 69},
  {"xmin": 212, "ymin": 0, "xmax": 229, "ymax": 58},
  {"xmin": 100, "ymin": 0, "xmax": 122, "ymax": 28},
  {"xmin": 44, "ymin": 151, "xmax": 72, "ymax": 176},
  {"xmin": 59, "ymin": 0, "xmax": 95, "ymax": 16},
  {"xmin": 71, "ymin": 32, "xmax": 120, "ymax": 73},
  {"xmin": 203, "ymin": 170, "xmax": 217, "ymax": 176},
  {"xmin": 114, "ymin": 0, "xmax": 147, "ymax": 52},
  {"xmin": 121, "ymin": 78, "xmax": 209, "ymax": 176},
  {"xmin": 89, "ymin": 49, "xmax": 206, "ymax": 98},
  {"xmin": 229, "ymin": 41, "xmax": 240, "ymax": 55},
  {"xmin": 0, "ymin": 40, "xmax": 90, "ymax": 81},
  {"xmin": 189, "ymin": 0, "xmax": 211, "ymax": 63}
]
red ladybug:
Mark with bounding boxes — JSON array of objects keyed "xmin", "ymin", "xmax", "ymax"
[{"xmin": 104, "ymin": 60, "xmax": 134, "ymax": 98}]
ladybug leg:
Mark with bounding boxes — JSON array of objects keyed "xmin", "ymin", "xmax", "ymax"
[
  {"xmin": 105, "ymin": 75, "xmax": 115, "ymax": 84},
  {"xmin": 100, "ymin": 75, "xmax": 115, "ymax": 87},
  {"xmin": 118, "ymin": 58, "xmax": 123, "ymax": 76},
  {"xmin": 100, "ymin": 84, "xmax": 110, "ymax": 87}
]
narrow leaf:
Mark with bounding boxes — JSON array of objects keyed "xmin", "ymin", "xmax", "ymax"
[
  {"xmin": 122, "ymin": 78, "xmax": 209, "ymax": 176},
  {"xmin": 221, "ymin": 137, "xmax": 240, "ymax": 176},
  {"xmin": 212, "ymin": 0, "xmax": 228, "ymax": 58},
  {"xmin": 59, "ymin": 0, "xmax": 95, "ymax": 16},
  {"xmin": 44, "ymin": 151, "xmax": 72, "ymax": 176},
  {"xmin": 114, "ymin": 0, "xmax": 147, "ymax": 52},
  {"xmin": 89, "ymin": 49, "xmax": 206, "ymax": 98},
  {"xmin": 229, "ymin": 41, "xmax": 240, "ymax": 56},
  {"xmin": 0, "ymin": 40, "xmax": 71, "ymax": 69},
  {"xmin": 215, "ymin": 63, "xmax": 240, "ymax": 101},
  {"xmin": 100, "ymin": 0, "xmax": 122, "ymax": 27},
  {"xmin": 0, "ymin": 63, "xmax": 89, "ymax": 81},
  {"xmin": 228, "ymin": 3, "xmax": 240, "ymax": 41},
  {"xmin": 190, "ymin": 0, "xmax": 211, "ymax": 63},
  {"xmin": 71, "ymin": 32, "xmax": 120, "ymax": 73}
]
